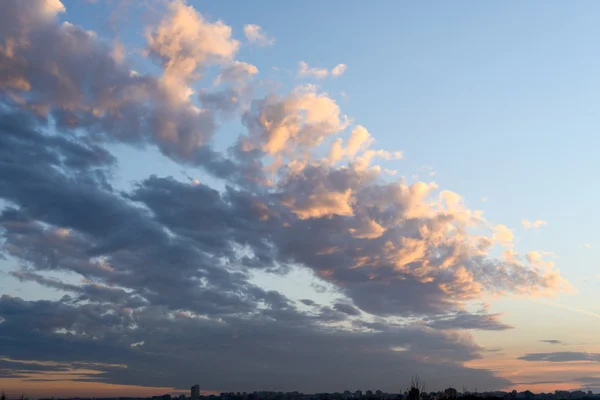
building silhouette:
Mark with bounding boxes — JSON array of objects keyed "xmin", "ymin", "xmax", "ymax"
[{"xmin": 192, "ymin": 384, "xmax": 200, "ymax": 400}]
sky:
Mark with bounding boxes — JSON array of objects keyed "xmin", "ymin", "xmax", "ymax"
[{"xmin": 1, "ymin": 0, "xmax": 600, "ymax": 397}]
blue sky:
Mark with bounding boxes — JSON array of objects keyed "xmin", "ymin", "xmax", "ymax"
[{"xmin": 1, "ymin": 0, "xmax": 600, "ymax": 397}]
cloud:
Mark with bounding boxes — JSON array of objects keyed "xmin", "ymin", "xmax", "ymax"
[
  {"xmin": 0, "ymin": 106, "xmax": 565, "ymax": 387},
  {"xmin": 0, "ymin": 0, "xmax": 573, "ymax": 393},
  {"xmin": 145, "ymin": 0, "xmax": 240, "ymax": 104},
  {"xmin": 331, "ymin": 64, "xmax": 347, "ymax": 77},
  {"xmin": 575, "ymin": 377, "xmax": 600, "ymax": 391},
  {"xmin": 424, "ymin": 310, "xmax": 513, "ymax": 331},
  {"xmin": 298, "ymin": 62, "xmax": 348, "ymax": 79},
  {"xmin": 493, "ymin": 224, "xmax": 514, "ymax": 247},
  {"xmin": 244, "ymin": 24, "xmax": 275, "ymax": 47},
  {"xmin": 539, "ymin": 340, "xmax": 565, "ymax": 345},
  {"xmin": 333, "ymin": 303, "xmax": 361, "ymax": 316},
  {"xmin": 146, "ymin": 0, "xmax": 239, "ymax": 82},
  {"xmin": 329, "ymin": 125, "xmax": 373, "ymax": 163},
  {"xmin": 519, "ymin": 352, "xmax": 600, "ymax": 362},
  {"xmin": 198, "ymin": 86, "xmax": 246, "ymax": 117},
  {"xmin": 242, "ymin": 84, "xmax": 349, "ymax": 156},
  {"xmin": 214, "ymin": 61, "xmax": 259, "ymax": 85},
  {"xmin": 298, "ymin": 61, "xmax": 329, "ymax": 79},
  {"xmin": 0, "ymin": 0, "xmax": 226, "ymax": 161},
  {"xmin": 522, "ymin": 219, "xmax": 548, "ymax": 229},
  {"xmin": 0, "ymin": 295, "xmax": 511, "ymax": 392},
  {"xmin": 266, "ymin": 165, "xmax": 569, "ymax": 316},
  {"xmin": 0, "ymin": 130, "xmax": 514, "ymax": 389}
]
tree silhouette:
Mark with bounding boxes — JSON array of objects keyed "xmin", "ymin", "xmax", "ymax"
[
  {"xmin": 408, "ymin": 375, "xmax": 426, "ymax": 400},
  {"xmin": 443, "ymin": 388, "xmax": 457, "ymax": 400},
  {"xmin": 1, "ymin": 390, "xmax": 6, "ymax": 400}
]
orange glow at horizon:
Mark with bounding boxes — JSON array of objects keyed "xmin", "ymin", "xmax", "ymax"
[
  {"xmin": 5, "ymin": 356, "xmax": 600, "ymax": 399},
  {"xmin": 0, "ymin": 370, "xmax": 188, "ymax": 399},
  {"xmin": 466, "ymin": 355, "xmax": 600, "ymax": 393}
]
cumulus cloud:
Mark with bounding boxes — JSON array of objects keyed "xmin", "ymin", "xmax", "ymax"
[
  {"xmin": 214, "ymin": 61, "xmax": 259, "ymax": 86},
  {"xmin": 242, "ymin": 84, "xmax": 349, "ymax": 156},
  {"xmin": 493, "ymin": 224, "xmax": 514, "ymax": 247},
  {"xmin": 201, "ymin": 61, "xmax": 258, "ymax": 118},
  {"xmin": 266, "ymin": 165, "xmax": 569, "ymax": 316},
  {"xmin": 0, "ymin": 105, "xmax": 565, "ymax": 387},
  {"xmin": 329, "ymin": 125, "xmax": 377, "ymax": 164},
  {"xmin": 146, "ymin": 0, "xmax": 239, "ymax": 87},
  {"xmin": 0, "ymin": 119, "xmax": 509, "ymax": 387},
  {"xmin": 522, "ymin": 219, "xmax": 548, "ymax": 229},
  {"xmin": 0, "ymin": 0, "xmax": 232, "ymax": 161},
  {"xmin": 244, "ymin": 24, "xmax": 275, "ymax": 47}
]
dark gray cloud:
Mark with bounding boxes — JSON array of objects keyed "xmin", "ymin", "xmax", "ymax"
[
  {"xmin": 577, "ymin": 377, "xmax": 600, "ymax": 384},
  {"xmin": 512, "ymin": 380, "xmax": 572, "ymax": 386},
  {"xmin": 0, "ymin": 106, "xmax": 512, "ymax": 391},
  {"xmin": 0, "ymin": 106, "xmax": 287, "ymax": 319},
  {"xmin": 0, "ymin": 357, "xmax": 82, "ymax": 379},
  {"xmin": 518, "ymin": 352, "xmax": 600, "ymax": 362},
  {"xmin": 424, "ymin": 311, "xmax": 513, "ymax": 331},
  {"xmin": 199, "ymin": 88, "xmax": 243, "ymax": 116},
  {"xmin": 575, "ymin": 377, "xmax": 600, "ymax": 391},
  {"xmin": 198, "ymin": 82, "xmax": 255, "ymax": 119},
  {"xmin": 539, "ymin": 340, "xmax": 565, "ymax": 345},
  {"xmin": 333, "ymin": 303, "xmax": 361, "ymax": 316},
  {"xmin": 0, "ymin": 295, "xmax": 510, "ymax": 392}
]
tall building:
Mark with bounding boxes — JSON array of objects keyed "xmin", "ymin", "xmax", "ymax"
[{"xmin": 192, "ymin": 384, "xmax": 200, "ymax": 400}]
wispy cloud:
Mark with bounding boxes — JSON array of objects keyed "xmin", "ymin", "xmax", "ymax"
[
  {"xmin": 244, "ymin": 24, "xmax": 275, "ymax": 46},
  {"xmin": 519, "ymin": 352, "xmax": 600, "ymax": 362},
  {"xmin": 331, "ymin": 63, "xmax": 347, "ymax": 77},
  {"xmin": 522, "ymin": 219, "xmax": 548, "ymax": 229},
  {"xmin": 539, "ymin": 339, "xmax": 566, "ymax": 345},
  {"xmin": 298, "ymin": 61, "xmax": 329, "ymax": 79},
  {"xmin": 537, "ymin": 299, "xmax": 600, "ymax": 321},
  {"xmin": 298, "ymin": 61, "xmax": 347, "ymax": 79}
]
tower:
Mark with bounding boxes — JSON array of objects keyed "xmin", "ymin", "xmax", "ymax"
[{"xmin": 192, "ymin": 384, "xmax": 200, "ymax": 400}]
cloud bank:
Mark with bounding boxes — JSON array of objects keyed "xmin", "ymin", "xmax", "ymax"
[{"xmin": 0, "ymin": 0, "xmax": 571, "ymax": 394}]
